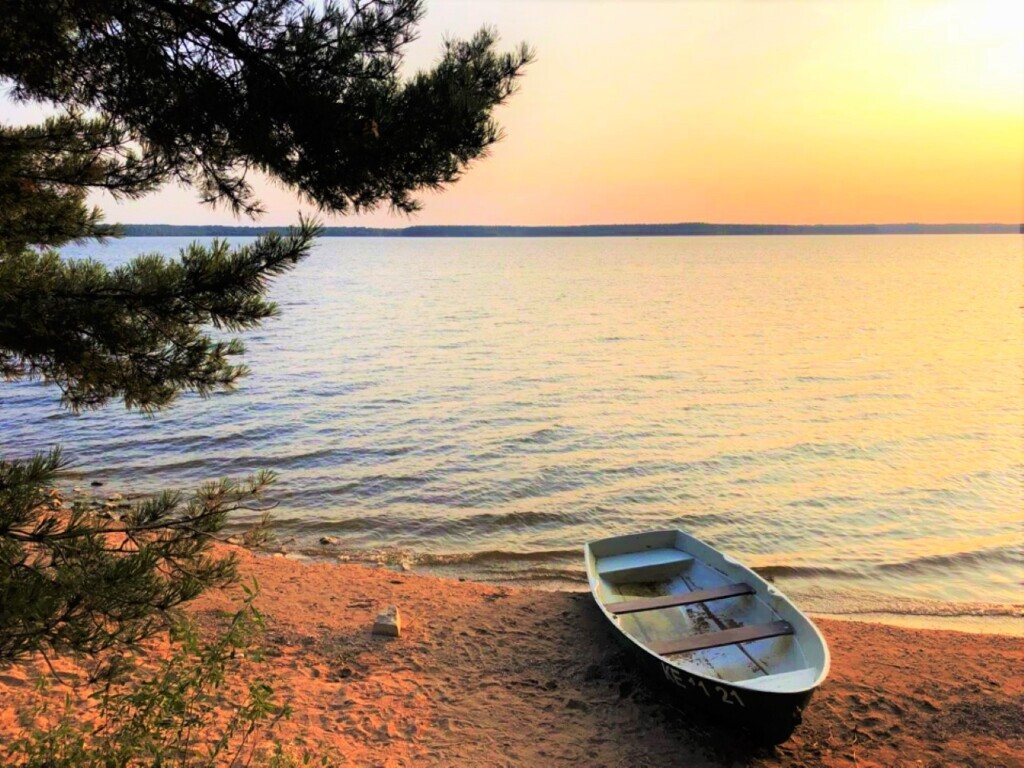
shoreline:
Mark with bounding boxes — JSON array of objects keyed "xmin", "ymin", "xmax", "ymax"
[
  {"xmin": 257, "ymin": 547, "xmax": 1024, "ymax": 638},
  {"xmin": 810, "ymin": 611, "xmax": 1024, "ymax": 638},
  {"xmin": 2, "ymin": 544, "xmax": 1020, "ymax": 766},
  {"xmin": 30, "ymin": 484, "xmax": 1024, "ymax": 639},
  {"xmin": 42, "ymin": 482, "xmax": 1022, "ymax": 639}
]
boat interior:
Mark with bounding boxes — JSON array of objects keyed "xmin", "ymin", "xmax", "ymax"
[{"xmin": 587, "ymin": 530, "xmax": 827, "ymax": 692}]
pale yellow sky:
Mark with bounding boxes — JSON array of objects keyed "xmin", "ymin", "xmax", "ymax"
[{"xmin": 10, "ymin": 0, "xmax": 1024, "ymax": 226}]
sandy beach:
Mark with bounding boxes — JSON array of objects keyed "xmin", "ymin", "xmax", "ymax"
[{"xmin": 1, "ymin": 545, "xmax": 1020, "ymax": 767}]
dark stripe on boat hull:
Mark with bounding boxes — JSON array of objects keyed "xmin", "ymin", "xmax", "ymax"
[{"xmin": 614, "ymin": 629, "xmax": 817, "ymax": 745}]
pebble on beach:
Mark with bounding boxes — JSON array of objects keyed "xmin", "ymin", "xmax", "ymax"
[{"xmin": 372, "ymin": 605, "xmax": 402, "ymax": 637}]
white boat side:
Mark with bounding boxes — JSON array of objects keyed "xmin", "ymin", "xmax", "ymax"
[{"xmin": 585, "ymin": 529, "xmax": 830, "ymax": 694}]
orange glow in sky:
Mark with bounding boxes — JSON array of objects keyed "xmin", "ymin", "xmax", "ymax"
[{"xmin": 14, "ymin": 0, "xmax": 1023, "ymax": 226}]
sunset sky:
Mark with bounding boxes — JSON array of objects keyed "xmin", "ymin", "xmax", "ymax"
[{"xmin": 5, "ymin": 0, "xmax": 1023, "ymax": 226}]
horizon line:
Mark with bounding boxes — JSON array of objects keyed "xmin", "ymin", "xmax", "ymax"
[{"xmin": 119, "ymin": 221, "xmax": 1023, "ymax": 237}]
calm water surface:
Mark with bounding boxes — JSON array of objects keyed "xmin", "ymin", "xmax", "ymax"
[{"xmin": 3, "ymin": 235, "xmax": 1021, "ymax": 629}]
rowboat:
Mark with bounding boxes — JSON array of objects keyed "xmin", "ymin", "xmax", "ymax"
[{"xmin": 584, "ymin": 529, "xmax": 829, "ymax": 744}]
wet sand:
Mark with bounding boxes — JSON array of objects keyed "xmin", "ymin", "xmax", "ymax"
[{"xmin": 2, "ymin": 547, "xmax": 1021, "ymax": 767}]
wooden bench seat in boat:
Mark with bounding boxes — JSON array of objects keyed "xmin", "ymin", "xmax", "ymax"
[
  {"xmin": 597, "ymin": 549, "xmax": 694, "ymax": 583},
  {"xmin": 607, "ymin": 582, "xmax": 755, "ymax": 615},
  {"xmin": 649, "ymin": 620, "xmax": 794, "ymax": 656}
]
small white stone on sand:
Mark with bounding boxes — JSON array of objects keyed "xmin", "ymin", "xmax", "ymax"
[{"xmin": 372, "ymin": 605, "xmax": 402, "ymax": 637}]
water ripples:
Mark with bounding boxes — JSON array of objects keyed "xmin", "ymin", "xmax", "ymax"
[{"xmin": 1, "ymin": 234, "xmax": 1021, "ymax": 624}]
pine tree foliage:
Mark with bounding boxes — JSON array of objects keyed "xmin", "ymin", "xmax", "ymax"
[
  {"xmin": 0, "ymin": 0, "xmax": 532, "ymax": 216},
  {"xmin": 0, "ymin": 0, "xmax": 529, "ymax": 665},
  {"xmin": 0, "ymin": 448, "xmax": 277, "ymax": 663},
  {"xmin": 0, "ymin": 114, "xmax": 151, "ymax": 253},
  {"xmin": 0, "ymin": 221, "xmax": 317, "ymax": 411}
]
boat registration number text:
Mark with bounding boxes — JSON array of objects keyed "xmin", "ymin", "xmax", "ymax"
[{"xmin": 662, "ymin": 663, "xmax": 745, "ymax": 707}]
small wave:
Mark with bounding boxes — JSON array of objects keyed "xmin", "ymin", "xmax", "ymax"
[
  {"xmin": 100, "ymin": 456, "xmax": 252, "ymax": 474},
  {"xmin": 787, "ymin": 585, "xmax": 1023, "ymax": 620},
  {"xmin": 300, "ymin": 381, "xmax": 376, "ymax": 398},
  {"xmin": 794, "ymin": 375, "xmax": 856, "ymax": 384},
  {"xmin": 107, "ymin": 447, "xmax": 420, "ymax": 477},
  {"xmin": 283, "ymin": 509, "xmax": 577, "ymax": 538},
  {"xmin": 273, "ymin": 473, "xmax": 431, "ymax": 504},
  {"xmin": 832, "ymin": 392, "xmax": 912, "ymax": 401},
  {"xmin": 509, "ymin": 426, "xmax": 572, "ymax": 446},
  {"xmin": 415, "ymin": 548, "xmax": 580, "ymax": 567},
  {"xmin": 480, "ymin": 568, "xmax": 589, "ymax": 585},
  {"xmin": 635, "ymin": 372, "xmax": 678, "ymax": 381},
  {"xmin": 819, "ymin": 604, "xmax": 1023, "ymax": 619},
  {"xmin": 784, "ymin": 495, "xmax": 861, "ymax": 509},
  {"xmin": 453, "ymin": 509, "xmax": 577, "ymax": 530},
  {"xmin": 754, "ymin": 564, "xmax": 861, "ymax": 580},
  {"xmin": 285, "ymin": 445, "xmax": 414, "ymax": 464},
  {"xmin": 783, "ymin": 441, "xmax": 873, "ymax": 460},
  {"xmin": 277, "ymin": 545, "xmax": 584, "ymax": 574},
  {"xmin": 877, "ymin": 545, "xmax": 1023, "ymax": 574}
]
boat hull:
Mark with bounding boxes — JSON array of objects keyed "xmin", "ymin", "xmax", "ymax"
[{"xmin": 613, "ymin": 626, "xmax": 815, "ymax": 744}]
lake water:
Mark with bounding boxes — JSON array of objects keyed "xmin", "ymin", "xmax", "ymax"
[{"xmin": 2, "ymin": 235, "xmax": 1021, "ymax": 632}]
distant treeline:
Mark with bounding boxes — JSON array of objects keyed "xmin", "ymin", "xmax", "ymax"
[{"xmin": 121, "ymin": 222, "xmax": 1023, "ymax": 238}]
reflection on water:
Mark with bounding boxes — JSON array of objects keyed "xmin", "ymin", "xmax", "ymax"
[{"xmin": 2, "ymin": 235, "xmax": 1021, "ymax": 626}]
